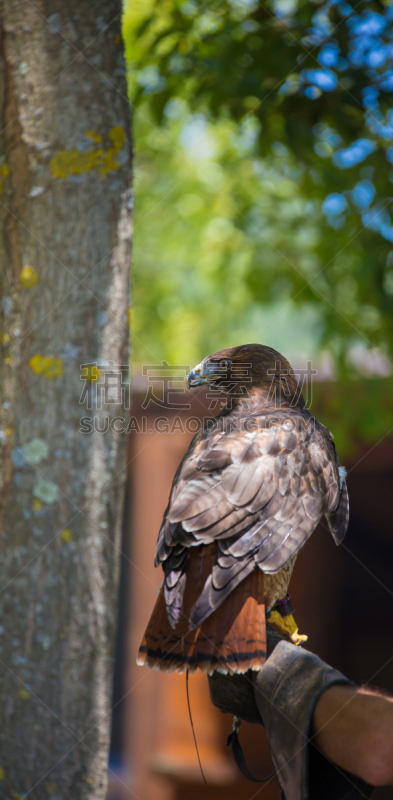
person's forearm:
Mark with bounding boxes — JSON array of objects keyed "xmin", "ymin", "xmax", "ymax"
[{"xmin": 312, "ymin": 684, "xmax": 393, "ymax": 786}]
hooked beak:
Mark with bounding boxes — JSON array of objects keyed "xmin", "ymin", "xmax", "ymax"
[
  {"xmin": 187, "ymin": 361, "xmax": 222, "ymax": 388},
  {"xmin": 187, "ymin": 363, "xmax": 205, "ymax": 387}
]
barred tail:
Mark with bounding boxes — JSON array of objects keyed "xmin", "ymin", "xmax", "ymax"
[{"xmin": 137, "ymin": 545, "xmax": 267, "ymax": 675}]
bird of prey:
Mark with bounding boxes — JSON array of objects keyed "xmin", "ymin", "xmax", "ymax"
[{"xmin": 137, "ymin": 344, "xmax": 349, "ymax": 675}]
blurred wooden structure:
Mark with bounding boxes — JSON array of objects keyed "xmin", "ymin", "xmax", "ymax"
[{"xmin": 112, "ymin": 384, "xmax": 393, "ymax": 800}]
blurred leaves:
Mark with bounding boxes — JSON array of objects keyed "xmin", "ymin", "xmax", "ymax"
[{"xmin": 124, "ymin": 0, "xmax": 393, "ymax": 453}]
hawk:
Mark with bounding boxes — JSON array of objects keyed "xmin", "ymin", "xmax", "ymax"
[{"xmin": 137, "ymin": 344, "xmax": 349, "ymax": 675}]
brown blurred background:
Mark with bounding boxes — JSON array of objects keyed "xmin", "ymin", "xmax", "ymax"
[{"xmin": 107, "ymin": 386, "xmax": 393, "ymax": 800}]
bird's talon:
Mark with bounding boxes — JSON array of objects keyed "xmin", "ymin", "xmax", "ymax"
[
  {"xmin": 268, "ymin": 610, "xmax": 307, "ymax": 646},
  {"xmin": 290, "ymin": 631, "xmax": 308, "ymax": 646}
]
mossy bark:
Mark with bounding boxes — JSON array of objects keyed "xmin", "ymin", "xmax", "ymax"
[{"xmin": 0, "ymin": 1, "xmax": 132, "ymax": 797}]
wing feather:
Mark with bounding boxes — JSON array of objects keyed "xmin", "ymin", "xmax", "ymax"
[
  {"xmin": 223, "ymin": 461, "xmax": 266, "ymax": 505},
  {"xmin": 169, "ymin": 476, "xmax": 224, "ymax": 521},
  {"xmin": 325, "ymin": 480, "xmax": 349, "ymax": 545},
  {"xmin": 156, "ymin": 411, "xmax": 347, "ymax": 628}
]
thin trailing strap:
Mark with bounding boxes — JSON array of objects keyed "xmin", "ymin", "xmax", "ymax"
[
  {"xmin": 226, "ymin": 716, "xmax": 276, "ymax": 783},
  {"xmin": 186, "ymin": 669, "xmax": 207, "ymax": 785}
]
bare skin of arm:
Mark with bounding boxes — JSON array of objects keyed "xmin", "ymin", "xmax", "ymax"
[{"xmin": 312, "ymin": 684, "xmax": 393, "ymax": 786}]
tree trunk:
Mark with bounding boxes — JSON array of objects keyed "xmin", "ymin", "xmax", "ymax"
[{"xmin": 0, "ymin": 2, "xmax": 132, "ymax": 797}]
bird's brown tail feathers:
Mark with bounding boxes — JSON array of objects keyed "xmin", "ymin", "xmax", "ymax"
[{"xmin": 137, "ymin": 545, "xmax": 267, "ymax": 675}]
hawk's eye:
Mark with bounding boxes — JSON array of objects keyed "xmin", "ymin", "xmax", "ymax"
[{"xmin": 219, "ymin": 359, "xmax": 230, "ymax": 370}]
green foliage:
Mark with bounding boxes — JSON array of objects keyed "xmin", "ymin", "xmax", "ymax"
[{"xmin": 123, "ymin": 0, "xmax": 393, "ymax": 452}]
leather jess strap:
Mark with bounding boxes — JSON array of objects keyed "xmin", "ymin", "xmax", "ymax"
[{"xmin": 226, "ymin": 716, "xmax": 276, "ymax": 783}]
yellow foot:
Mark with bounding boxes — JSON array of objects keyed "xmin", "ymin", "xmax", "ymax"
[{"xmin": 268, "ymin": 610, "xmax": 308, "ymax": 646}]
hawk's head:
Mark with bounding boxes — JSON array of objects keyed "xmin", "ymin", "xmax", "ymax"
[{"xmin": 187, "ymin": 343, "xmax": 305, "ymax": 408}]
